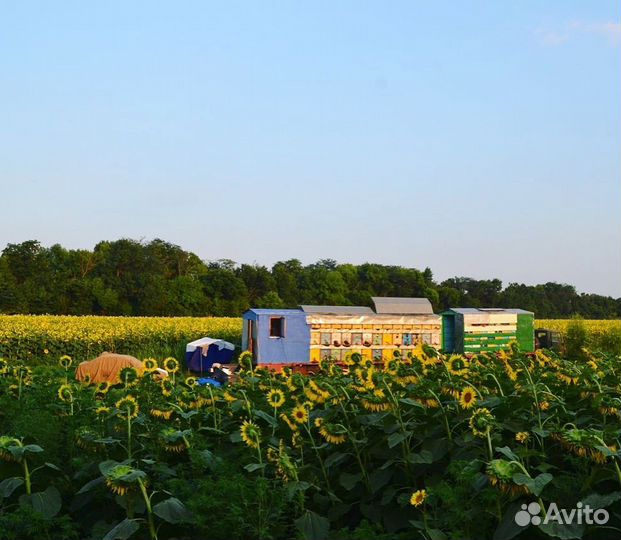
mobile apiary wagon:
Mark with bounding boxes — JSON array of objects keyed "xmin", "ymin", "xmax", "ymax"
[
  {"xmin": 242, "ymin": 297, "xmax": 442, "ymax": 367},
  {"xmin": 441, "ymin": 308, "xmax": 534, "ymax": 354}
]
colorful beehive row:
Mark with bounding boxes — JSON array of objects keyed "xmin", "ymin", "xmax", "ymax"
[
  {"xmin": 441, "ymin": 308, "xmax": 534, "ymax": 353},
  {"xmin": 242, "ymin": 297, "xmax": 441, "ymax": 365},
  {"xmin": 241, "ymin": 299, "xmax": 535, "ymax": 366}
]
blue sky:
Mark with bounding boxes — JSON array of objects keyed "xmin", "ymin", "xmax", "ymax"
[{"xmin": 1, "ymin": 1, "xmax": 619, "ymax": 296}]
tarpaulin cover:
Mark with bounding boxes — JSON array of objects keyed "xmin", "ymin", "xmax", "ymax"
[
  {"xmin": 185, "ymin": 337, "xmax": 235, "ymax": 373},
  {"xmin": 75, "ymin": 352, "xmax": 144, "ymax": 383}
]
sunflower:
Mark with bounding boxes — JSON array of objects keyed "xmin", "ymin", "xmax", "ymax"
[
  {"xmin": 103, "ymin": 463, "xmax": 146, "ymax": 496},
  {"xmin": 280, "ymin": 413, "xmax": 299, "ymax": 432},
  {"xmin": 292, "ymin": 404, "xmax": 309, "ymax": 424},
  {"xmin": 143, "ymin": 358, "xmax": 158, "ymax": 370},
  {"xmin": 0, "ymin": 436, "xmax": 21, "ymax": 462},
  {"xmin": 361, "ymin": 397, "xmax": 391, "ymax": 412},
  {"xmin": 319, "ymin": 422, "xmax": 347, "ymax": 445},
  {"xmin": 159, "ymin": 427, "xmax": 191, "ymax": 453},
  {"xmin": 0, "ymin": 358, "xmax": 8, "ymax": 374},
  {"xmin": 446, "ymin": 355, "xmax": 469, "ymax": 377},
  {"xmin": 184, "ymin": 376, "xmax": 197, "ymax": 388},
  {"xmin": 119, "ymin": 367, "xmax": 139, "ymax": 387},
  {"xmin": 163, "ymin": 357, "xmax": 179, "ymax": 373},
  {"xmin": 410, "ymin": 489, "xmax": 427, "ymax": 507},
  {"xmin": 115, "ymin": 395, "xmax": 139, "ymax": 419},
  {"xmin": 238, "ymin": 351, "xmax": 254, "ymax": 370},
  {"xmin": 515, "ymin": 431, "xmax": 530, "ymax": 444},
  {"xmin": 57, "ymin": 384, "xmax": 74, "ymax": 402},
  {"xmin": 539, "ymin": 401, "xmax": 551, "ymax": 411},
  {"xmin": 75, "ymin": 426, "xmax": 100, "ymax": 450},
  {"xmin": 95, "ymin": 406, "xmax": 111, "ymax": 418},
  {"xmin": 59, "ymin": 355, "xmax": 72, "ymax": 369},
  {"xmin": 267, "ymin": 389, "xmax": 286, "ymax": 409},
  {"xmin": 240, "ymin": 420, "xmax": 261, "ymax": 449},
  {"xmin": 160, "ymin": 379, "xmax": 175, "ymax": 397},
  {"xmin": 486, "ymin": 459, "xmax": 528, "ymax": 495},
  {"xmin": 459, "ymin": 387, "xmax": 477, "ymax": 409},
  {"xmin": 469, "ymin": 408, "xmax": 495, "ymax": 438},
  {"xmin": 150, "ymin": 408, "xmax": 173, "ymax": 420},
  {"xmin": 95, "ymin": 381, "xmax": 111, "ymax": 395}
]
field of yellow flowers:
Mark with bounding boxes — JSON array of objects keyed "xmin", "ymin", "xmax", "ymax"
[
  {"xmin": 0, "ymin": 315, "xmax": 618, "ymax": 365},
  {"xmin": 0, "ymin": 315, "xmax": 242, "ymax": 362},
  {"xmin": 0, "ymin": 345, "xmax": 619, "ymax": 540}
]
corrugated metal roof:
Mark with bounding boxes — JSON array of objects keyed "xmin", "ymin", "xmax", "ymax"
[
  {"xmin": 372, "ymin": 297, "xmax": 434, "ymax": 314},
  {"xmin": 244, "ymin": 308, "xmax": 303, "ymax": 315},
  {"xmin": 300, "ymin": 305, "xmax": 374, "ymax": 315}
]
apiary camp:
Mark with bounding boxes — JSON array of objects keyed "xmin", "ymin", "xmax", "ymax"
[{"xmin": 242, "ymin": 297, "xmax": 442, "ymax": 366}]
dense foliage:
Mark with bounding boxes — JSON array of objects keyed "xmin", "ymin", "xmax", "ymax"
[
  {"xmin": 1, "ymin": 239, "xmax": 619, "ymax": 318},
  {"xmin": 0, "ymin": 346, "xmax": 619, "ymax": 540}
]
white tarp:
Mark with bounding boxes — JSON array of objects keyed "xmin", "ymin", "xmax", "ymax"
[{"xmin": 186, "ymin": 337, "xmax": 235, "ymax": 353}]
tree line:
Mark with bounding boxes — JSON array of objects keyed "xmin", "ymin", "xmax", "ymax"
[{"xmin": 0, "ymin": 239, "xmax": 619, "ymax": 318}]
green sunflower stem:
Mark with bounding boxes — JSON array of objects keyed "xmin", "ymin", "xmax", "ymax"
[
  {"xmin": 127, "ymin": 413, "xmax": 132, "ymax": 461},
  {"xmin": 138, "ymin": 478, "xmax": 157, "ymax": 540},
  {"xmin": 22, "ymin": 458, "xmax": 32, "ymax": 496},
  {"xmin": 486, "ymin": 429, "xmax": 493, "ymax": 460}
]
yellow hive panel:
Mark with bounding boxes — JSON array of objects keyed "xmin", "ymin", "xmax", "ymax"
[
  {"xmin": 310, "ymin": 349, "xmax": 321, "ymax": 363},
  {"xmin": 363, "ymin": 324, "xmax": 373, "ymax": 330},
  {"xmin": 361, "ymin": 349, "xmax": 372, "ymax": 359},
  {"xmin": 382, "ymin": 349, "xmax": 394, "ymax": 361},
  {"xmin": 383, "ymin": 333, "xmax": 393, "ymax": 345}
]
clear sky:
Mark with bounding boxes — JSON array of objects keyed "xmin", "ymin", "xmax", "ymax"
[{"xmin": 1, "ymin": 1, "xmax": 619, "ymax": 296}]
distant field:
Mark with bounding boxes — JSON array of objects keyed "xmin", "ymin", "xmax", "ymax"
[
  {"xmin": 0, "ymin": 315, "xmax": 618, "ymax": 362},
  {"xmin": 0, "ymin": 315, "xmax": 242, "ymax": 362}
]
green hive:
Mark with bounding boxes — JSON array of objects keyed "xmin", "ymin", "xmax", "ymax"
[{"xmin": 441, "ymin": 308, "xmax": 534, "ymax": 354}]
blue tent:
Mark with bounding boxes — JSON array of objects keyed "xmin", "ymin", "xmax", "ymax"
[{"xmin": 185, "ymin": 337, "xmax": 235, "ymax": 373}]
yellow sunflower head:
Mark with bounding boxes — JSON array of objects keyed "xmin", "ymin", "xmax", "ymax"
[
  {"xmin": 103, "ymin": 463, "xmax": 146, "ymax": 496},
  {"xmin": 410, "ymin": 489, "xmax": 427, "ymax": 507},
  {"xmin": 469, "ymin": 407, "xmax": 495, "ymax": 438},
  {"xmin": 143, "ymin": 358, "xmax": 158, "ymax": 370},
  {"xmin": 515, "ymin": 431, "xmax": 530, "ymax": 444},
  {"xmin": 184, "ymin": 376, "xmax": 197, "ymax": 388},
  {"xmin": 59, "ymin": 355, "xmax": 73, "ymax": 369},
  {"xmin": 115, "ymin": 395, "xmax": 139, "ymax": 419},
  {"xmin": 163, "ymin": 357, "xmax": 179, "ymax": 373},
  {"xmin": 119, "ymin": 367, "xmax": 139, "ymax": 387},
  {"xmin": 267, "ymin": 389, "xmax": 286, "ymax": 409},
  {"xmin": 95, "ymin": 406, "xmax": 111, "ymax": 418},
  {"xmin": 459, "ymin": 387, "xmax": 477, "ymax": 409},
  {"xmin": 447, "ymin": 355, "xmax": 469, "ymax": 376},
  {"xmin": 160, "ymin": 379, "xmax": 175, "ymax": 397},
  {"xmin": 95, "ymin": 381, "xmax": 110, "ymax": 395},
  {"xmin": 58, "ymin": 384, "xmax": 74, "ymax": 402},
  {"xmin": 292, "ymin": 404, "xmax": 309, "ymax": 424},
  {"xmin": 240, "ymin": 419, "xmax": 261, "ymax": 449}
]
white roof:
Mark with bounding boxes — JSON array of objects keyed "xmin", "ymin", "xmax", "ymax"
[{"xmin": 186, "ymin": 337, "xmax": 235, "ymax": 353}]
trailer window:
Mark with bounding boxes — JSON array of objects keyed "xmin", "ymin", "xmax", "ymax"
[{"xmin": 269, "ymin": 317, "xmax": 285, "ymax": 338}]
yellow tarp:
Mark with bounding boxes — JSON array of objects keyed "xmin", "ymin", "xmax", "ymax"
[{"xmin": 75, "ymin": 352, "xmax": 144, "ymax": 384}]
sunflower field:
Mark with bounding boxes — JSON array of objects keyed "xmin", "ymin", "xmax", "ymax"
[
  {"xmin": 0, "ymin": 345, "xmax": 620, "ymax": 540},
  {"xmin": 0, "ymin": 315, "xmax": 242, "ymax": 362}
]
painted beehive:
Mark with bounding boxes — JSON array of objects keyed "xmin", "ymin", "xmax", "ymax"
[
  {"xmin": 242, "ymin": 297, "xmax": 442, "ymax": 365},
  {"xmin": 441, "ymin": 308, "xmax": 534, "ymax": 354}
]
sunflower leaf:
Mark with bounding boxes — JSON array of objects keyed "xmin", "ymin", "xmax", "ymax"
[
  {"xmin": 295, "ymin": 510, "xmax": 329, "ymax": 540},
  {"xmin": 152, "ymin": 497, "xmax": 193, "ymax": 524},
  {"xmin": 102, "ymin": 518, "xmax": 140, "ymax": 540},
  {"xmin": 0, "ymin": 477, "xmax": 24, "ymax": 498}
]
